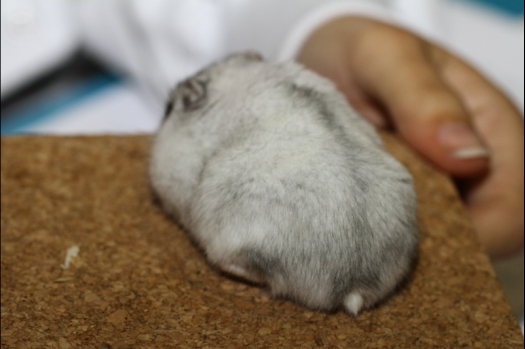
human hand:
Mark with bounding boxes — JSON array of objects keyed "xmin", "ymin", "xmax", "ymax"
[{"xmin": 297, "ymin": 16, "xmax": 524, "ymax": 259}]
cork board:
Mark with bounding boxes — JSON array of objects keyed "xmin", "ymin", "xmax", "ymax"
[{"xmin": 1, "ymin": 134, "xmax": 523, "ymax": 349}]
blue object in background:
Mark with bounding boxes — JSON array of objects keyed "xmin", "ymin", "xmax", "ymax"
[
  {"xmin": 465, "ymin": 0, "xmax": 524, "ymax": 16},
  {"xmin": 1, "ymin": 73, "xmax": 121, "ymax": 135}
]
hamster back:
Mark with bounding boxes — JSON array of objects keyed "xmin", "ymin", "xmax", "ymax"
[{"xmin": 149, "ymin": 52, "xmax": 418, "ymax": 315}]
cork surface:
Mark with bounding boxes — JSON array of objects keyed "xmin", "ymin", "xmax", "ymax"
[{"xmin": 1, "ymin": 134, "xmax": 522, "ymax": 349}]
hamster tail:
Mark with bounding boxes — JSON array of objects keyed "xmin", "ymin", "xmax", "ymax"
[{"xmin": 343, "ymin": 291, "xmax": 364, "ymax": 315}]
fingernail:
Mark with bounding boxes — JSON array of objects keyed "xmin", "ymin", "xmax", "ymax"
[{"xmin": 438, "ymin": 123, "xmax": 490, "ymax": 159}]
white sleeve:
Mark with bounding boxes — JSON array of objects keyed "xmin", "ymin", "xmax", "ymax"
[
  {"xmin": 75, "ymin": 0, "xmax": 430, "ymax": 103},
  {"xmin": 219, "ymin": 0, "xmax": 394, "ymax": 61}
]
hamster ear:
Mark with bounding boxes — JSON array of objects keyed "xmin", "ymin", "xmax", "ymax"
[{"xmin": 171, "ymin": 76, "xmax": 209, "ymax": 113}]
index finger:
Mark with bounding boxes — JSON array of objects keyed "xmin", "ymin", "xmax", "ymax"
[{"xmin": 346, "ymin": 23, "xmax": 490, "ymax": 176}]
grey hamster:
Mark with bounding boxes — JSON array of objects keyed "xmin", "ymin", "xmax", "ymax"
[{"xmin": 149, "ymin": 52, "xmax": 418, "ymax": 315}]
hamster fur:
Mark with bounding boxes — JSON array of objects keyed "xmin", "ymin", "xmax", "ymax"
[{"xmin": 149, "ymin": 52, "xmax": 418, "ymax": 315}]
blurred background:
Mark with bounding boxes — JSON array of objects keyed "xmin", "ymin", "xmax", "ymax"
[
  {"xmin": 2, "ymin": 0, "xmax": 523, "ymax": 135},
  {"xmin": 1, "ymin": 0, "xmax": 523, "ymax": 331}
]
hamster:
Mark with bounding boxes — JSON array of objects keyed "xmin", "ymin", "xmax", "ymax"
[{"xmin": 149, "ymin": 52, "xmax": 418, "ymax": 315}]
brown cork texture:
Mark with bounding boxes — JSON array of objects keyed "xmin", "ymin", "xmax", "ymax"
[{"xmin": 1, "ymin": 134, "xmax": 523, "ymax": 349}]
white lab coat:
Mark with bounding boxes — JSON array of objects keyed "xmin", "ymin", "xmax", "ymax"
[{"xmin": 74, "ymin": 0, "xmax": 444, "ymax": 104}]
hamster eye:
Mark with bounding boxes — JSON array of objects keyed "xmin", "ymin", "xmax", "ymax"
[
  {"xmin": 164, "ymin": 101, "xmax": 174, "ymax": 119},
  {"xmin": 174, "ymin": 76, "xmax": 209, "ymax": 112}
]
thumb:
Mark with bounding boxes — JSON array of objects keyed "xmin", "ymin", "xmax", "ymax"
[{"xmin": 350, "ymin": 31, "xmax": 489, "ymax": 177}]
